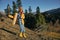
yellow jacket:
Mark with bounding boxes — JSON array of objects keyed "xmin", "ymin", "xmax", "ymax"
[{"xmin": 21, "ymin": 13, "xmax": 25, "ymax": 25}]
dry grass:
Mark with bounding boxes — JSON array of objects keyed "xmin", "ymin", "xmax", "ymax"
[{"xmin": 0, "ymin": 16, "xmax": 60, "ymax": 40}]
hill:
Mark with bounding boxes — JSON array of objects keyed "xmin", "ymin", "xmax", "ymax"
[
  {"xmin": 0, "ymin": 12, "xmax": 60, "ymax": 40},
  {"xmin": 0, "ymin": 16, "xmax": 41, "ymax": 40},
  {"xmin": 42, "ymin": 8, "xmax": 60, "ymax": 14}
]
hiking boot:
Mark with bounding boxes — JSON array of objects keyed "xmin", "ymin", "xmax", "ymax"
[
  {"xmin": 19, "ymin": 32, "xmax": 23, "ymax": 38},
  {"xmin": 23, "ymin": 33, "xmax": 27, "ymax": 38}
]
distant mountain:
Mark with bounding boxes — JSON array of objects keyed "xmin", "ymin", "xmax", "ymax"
[{"xmin": 43, "ymin": 8, "xmax": 60, "ymax": 14}]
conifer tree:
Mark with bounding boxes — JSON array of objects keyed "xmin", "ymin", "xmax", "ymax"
[
  {"xmin": 35, "ymin": 6, "xmax": 46, "ymax": 27},
  {"xmin": 5, "ymin": 4, "xmax": 11, "ymax": 16},
  {"xmin": 12, "ymin": 1, "xmax": 17, "ymax": 15},
  {"xmin": 16, "ymin": 0, "xmax": 22, "ymax": 8},
  {"xmin": 28, "ymin": 6, "xmax": 32, "ymax": 13},
  {"xmin": 25, "ymin": 9, "xmax": 28, "ymax": 14}
]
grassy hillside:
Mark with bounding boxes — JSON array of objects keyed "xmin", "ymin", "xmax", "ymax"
[{"xmin": 0, "ymin": 14, "xmax": 60, "ymax": 40}]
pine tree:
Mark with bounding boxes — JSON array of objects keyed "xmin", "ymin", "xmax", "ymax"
[
  {"xmin": 12, "ymin": 1, "xmax": 17, "ymax": 15},
  {"xmin": 35, "ymin": 6, "xmax": 46, "ymax": 27},
  {"xmin": 36, "ymin": 6, "xmax": 40, "ymax": 14},
  {"xmin": 16, "ymin": 0, "xmax": 22, "ymax": 8},
  {"xmin": 4, "ymin": 9, "xmax": 8, "ymax": 16},
  {"xmin": 5, "ymin": 4, "xmax": 11, "ymax": 16},
  {"xmin": 25, "ymin": 9, "xmax": 28, "ymax": 14},
  {"xmin": 28, "ymin": 6, "xmax": 32, "ymax": 13},
  {"xmin": 36, "ymin": 6, "xmax": 40, "ymax": 20},
  {"xmin": 7, "ymin": 4, "xmax": 11, "ymax": 14}
]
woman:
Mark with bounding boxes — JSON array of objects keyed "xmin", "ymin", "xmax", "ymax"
[
  {"xmin": 8, "ymin": 7, "xmax": 26, "ymax": 38},
  {"xmin": 18, "ymin": 7, "xmax": 26, "ymax": 38}
]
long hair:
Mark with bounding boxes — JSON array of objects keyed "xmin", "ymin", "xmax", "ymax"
[{"xmin": 19, "ymin": 7, "xmax": 23, "ymax": 14}]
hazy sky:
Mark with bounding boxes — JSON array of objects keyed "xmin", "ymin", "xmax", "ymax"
[{"xmin": 0, "ymin": 0, "xmax": 60, "ymax": 12}]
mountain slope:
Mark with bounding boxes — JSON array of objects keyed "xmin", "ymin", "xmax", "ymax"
[
  {"xmin": 0, "ymin": 13, "xmax": 60, "ymax": 40},
  {"xmin": 43, "ymin": 8, "xmax": 60, "ymax": 14},
  {"xmin": 0, "ymin": 16, "xmax": 40, "ymax": 40}
]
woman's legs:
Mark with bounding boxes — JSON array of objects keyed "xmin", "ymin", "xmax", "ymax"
[
  {"xmin": 18, "ymin": 19, "xmax": 25, "ymax": 32},
  {"xmin": 18, "ymin": 19, "xmax": 26, "ymax": 38}
]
